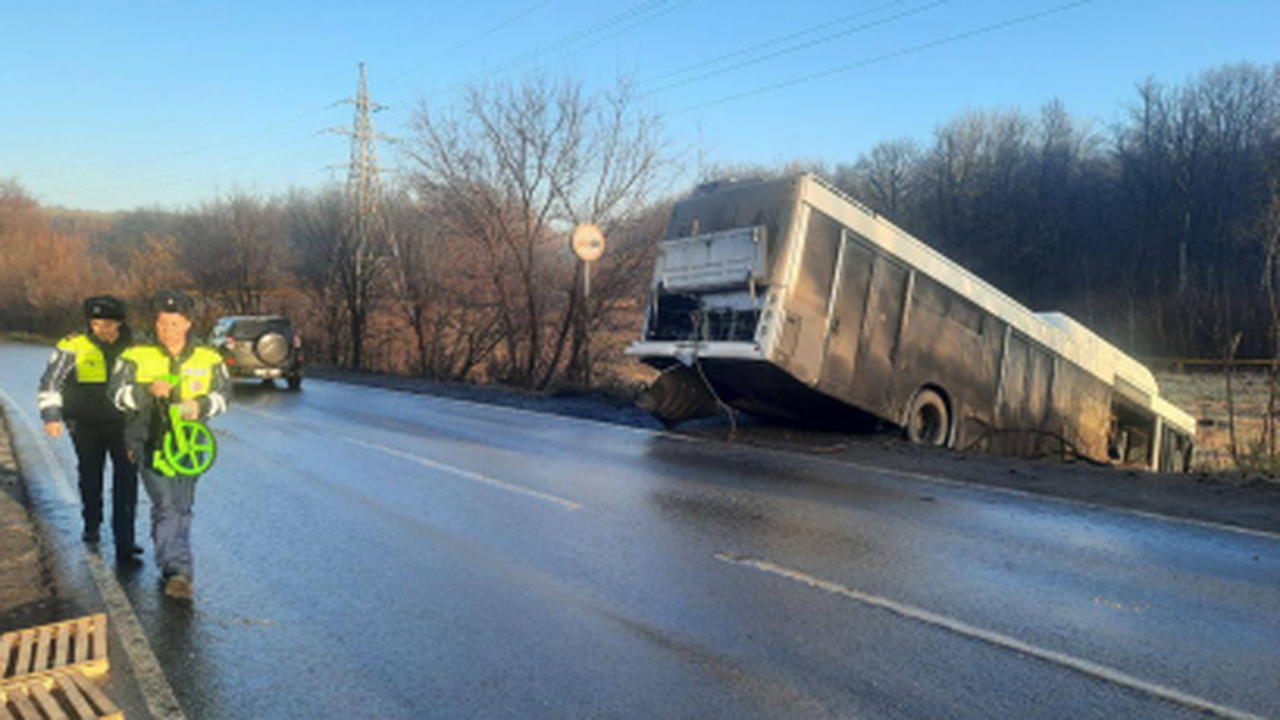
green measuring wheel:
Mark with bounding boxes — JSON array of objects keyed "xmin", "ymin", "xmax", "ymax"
[{"xmin": 154, "ymin": 404, "xmax": 218, "ymax": 478}]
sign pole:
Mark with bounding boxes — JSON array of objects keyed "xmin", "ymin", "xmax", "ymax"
[
  {"xmin": 571, "ymin": 224, "xmax": 606, "ymax": 390},
  {"xmin": 584, "ymin": 260, "xmax": 592, "ymax": 389}
]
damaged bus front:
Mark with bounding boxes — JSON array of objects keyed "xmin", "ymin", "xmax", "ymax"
[{"xmin": 629, "ymin": 176, "xmax": 879, "ymax": 427}]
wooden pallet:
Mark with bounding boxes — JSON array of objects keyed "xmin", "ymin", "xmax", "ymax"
[
  {"xmin": 0, "ymin": 669, "xmax": 122, "ymax": 720},
  {"xmin": 0, "ymin": 615, "xmax": 108, "ymax": 684}
]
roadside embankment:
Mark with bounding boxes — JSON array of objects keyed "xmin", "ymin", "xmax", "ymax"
[{"xmin": 0, "ymin": 406, "xmax": 63, "ymax": 630}]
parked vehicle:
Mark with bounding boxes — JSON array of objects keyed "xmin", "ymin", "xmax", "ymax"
[
  {"xmin": 627, "ymin": 174, "xmax": 1196, "ymax": 471},
  {"xmin": 210, "ymin": 315, "xmax": 304, "ymax": 390}
]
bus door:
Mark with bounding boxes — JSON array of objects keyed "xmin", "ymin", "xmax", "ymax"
[
  {"xmin": 852, "ymin": 254, "xmax": 910, "ymax": 414},
  {"xmin": 819, "ymin": 233, "xmax": 876, "ymax": 400}
]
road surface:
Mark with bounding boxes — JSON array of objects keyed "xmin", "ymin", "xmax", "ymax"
[{"xmin": 1, "ymin": 342, "xmax": 1277, "ymax": 719}]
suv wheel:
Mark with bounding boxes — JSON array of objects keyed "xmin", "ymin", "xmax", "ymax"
[{"xmin": 286, "ymin": 374, "xmax": 302, "ymax": 391}]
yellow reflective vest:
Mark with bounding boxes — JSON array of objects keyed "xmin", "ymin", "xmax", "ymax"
[
  {"xmin": 112, "ymin": 343, "xmax": 230, "ymax": 451},
  {"xmin": 57, "ymin": 334, "xmax": 109, "ymax": 383},
  {"xmin": 38, "ymin": 332, "xmax": 130, "ymax": 423},
  {"xmin": 119, "ymin": 345, "xmax": 224, "ymax": 400}
]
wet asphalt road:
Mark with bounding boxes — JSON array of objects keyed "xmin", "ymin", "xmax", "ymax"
[{"xmin": 2, "ymin": 342, "xmax": 1278, "ymax": 720}]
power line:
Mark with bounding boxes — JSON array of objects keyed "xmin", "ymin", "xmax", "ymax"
[
  {"xmin": 31, "ymin": 0, "xmax": 1094, "ymax": 209},
  {"xmin": 25, "ymin": 2, "xmax": 549, "ymax": 198},
  {"xmin": 383, "ymin": 0, "xmax": 553, "ymax": 85},
  {"xmin": 106, "ymin": 2, "xmax": 472, "ymax": 138},
  {"xmin": 381, "ymin": 0, "xmax": 695, "ymax": 111},
  {"xmin": 514, "ymin": 0, "xmax": 693, "ymax": 77},
  {"xmin": 21, "ymin": 106, "xmax": 334, "ymax": 182},
  {"xmin": 31, "ymin": 0, "xmax": 663, "ymax": 202},
  {"xmin": 38, "ymin": 143, "xmax": 333, "ymax": 201},
  {"xmin": 644, "ymin": 0, "xmax": 952, "ymax": 97},
  {"xmin": 23, "ymin": 1, "xmax": 496, "ymax": 182},
  {"xmin": 670, "ymin": 0, "xmax": 1095, "ymax": 115},
  {"xmin": 447, "ymin": 0, "xmax": 688, "ymax": 88},
  {"xmin": 645, "ymin": 0, "xmax": 906, "ymax": 86},
  {"xmin": 642, "ymin": 0, "xmax": 911, "ymax": 87}
]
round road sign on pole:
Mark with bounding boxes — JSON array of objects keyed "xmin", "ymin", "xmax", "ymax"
[
  {"xmin": 571, "ymin": 223, "xmax": 605, "ymax": 390},
  {"xmin": 571, "ymin": 223, "xmax": 606, "ymax": 263}
]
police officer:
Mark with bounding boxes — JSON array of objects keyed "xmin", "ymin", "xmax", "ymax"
[
  {"xmin": 110, "ymin": 290, "xmax": 230, "ymax": 599},
  {"xmin": 38, "ymin": 295, "xmax": 141, "ymax": 566}
]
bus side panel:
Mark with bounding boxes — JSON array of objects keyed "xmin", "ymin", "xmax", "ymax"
[
  {"xmin": 817, "ymin": 237, "xmax": 876, "ymax": 400},
  {"xmin": 848, "ymin": 254, "xmax": 910, "ymax": 419},
  {"xmin": 785, "ymin": 206, "xmax": 841, "ymax": 385},
  {"xmin": 892, "ymin": 274, "xmax": 1002, "ymax": 450},
  {"xmin": 994, "ymin": 333, "xmax": 1057, "ymax": 456},
  {"xmin": 1050, "ymin": 361, "xmax": 1112, "ymax": 463}
]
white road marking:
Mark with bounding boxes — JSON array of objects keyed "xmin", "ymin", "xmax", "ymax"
[
  {"xmin": 311, "ymin": 376, "xmax": 1280, "ymax": 544},
  {"xmin": 715, "ymin": 552, "xmax": 1268, "ymax": 720},
  {"xmin": 0, "ymin": 387, "xmax": 188, "ymax": 720},
  {"xmin": 345, "ymin": 437, "xmax": 585, "ymax": 511},
  {"xmin": 239, "ymin": 406, "xmax": 583, "ymax": 511}
]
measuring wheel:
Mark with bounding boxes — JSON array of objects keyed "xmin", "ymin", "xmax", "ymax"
[{"xmin": 155, "ymin": 404, "xmax": 218, "ymax": 477}]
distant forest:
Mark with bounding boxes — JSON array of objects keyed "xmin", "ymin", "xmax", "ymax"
[
  {"xmin": 1, "ymin": 61, "xmax": 1278, "ymax": 384},
  {"xmin": 830, "ymin": 62, "xmax": 1280, "ymax": 362}
]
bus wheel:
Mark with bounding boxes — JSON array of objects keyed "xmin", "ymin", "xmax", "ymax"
[{"xmin": 905, "ymin": 389, "xmax": 950, "ymax": 447}]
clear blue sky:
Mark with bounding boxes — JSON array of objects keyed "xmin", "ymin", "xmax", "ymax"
[{"xmin": 1, "ymin": 0, "xmax": 1276, "ymax": 212}]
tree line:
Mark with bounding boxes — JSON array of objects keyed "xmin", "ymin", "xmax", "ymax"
[
  {"xmin": 832, "ymin": 62, "xmax": 1280, "ymax": 362},
  {"xmin": 2, "ymin": 62, "xmax": 1277, "ymax": 394}
]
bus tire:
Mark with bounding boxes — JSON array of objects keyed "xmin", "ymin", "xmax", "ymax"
[{"xmin": 905, "ymin": 389, "xmax": 951, "ymax": 447}]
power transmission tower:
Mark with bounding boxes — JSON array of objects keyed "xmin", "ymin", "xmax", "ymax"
[{"xmin": 328, "ymin": 61, "xmax": 395, "ymax": 370}]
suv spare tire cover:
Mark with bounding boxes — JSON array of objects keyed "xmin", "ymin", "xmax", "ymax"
[{"xmin": 255, "ymin": 332, "xmax": 290, "ymax": 365}]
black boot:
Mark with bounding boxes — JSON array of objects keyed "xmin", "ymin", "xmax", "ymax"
[{"xmin": 116, "ymin": 551, "xmax": 144, "ymax": 568}]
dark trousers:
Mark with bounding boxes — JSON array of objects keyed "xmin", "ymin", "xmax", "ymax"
[{"xmin": 70, "ymin": 421, "xmax": 137, "ymax": 554}]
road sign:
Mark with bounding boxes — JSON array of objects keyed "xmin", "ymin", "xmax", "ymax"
[{"xmin": 571, "ymin": 223, "xmax": 606, "ymax": 263}]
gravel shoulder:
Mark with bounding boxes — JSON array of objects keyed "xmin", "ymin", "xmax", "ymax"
[
  {"xmin": 310, "ymin": 368, "xmax": 1280, "ymax": 537},
  {"xmin": 0, "ymin": 406, "xmax": 67, "ymax": 631}
]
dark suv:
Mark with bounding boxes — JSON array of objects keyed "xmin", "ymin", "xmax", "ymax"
[{"xmin": 210, "ymin": 315, "xmax": 304, "ymax": 390}]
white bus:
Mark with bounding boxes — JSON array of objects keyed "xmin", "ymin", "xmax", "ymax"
[{"xmin": 627, "ymin": 174, "xmax": 1196, "ymax": 471}]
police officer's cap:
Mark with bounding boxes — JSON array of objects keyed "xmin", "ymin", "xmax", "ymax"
[
  {"xmin": 84, "ymin": 295, "xmax": 126, "ymax": 321},
  {"xmin": 151, "ymin": 290, "xmax": 196, "ymax": 318}
]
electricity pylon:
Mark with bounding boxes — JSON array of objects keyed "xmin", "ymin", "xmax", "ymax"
[{"xmin": 328, "ymin": 62, "xmax": 395, "ymax": 370}]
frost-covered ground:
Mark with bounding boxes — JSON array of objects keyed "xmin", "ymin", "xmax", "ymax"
[{"xmin": 1158, "ymin": 370, "xmax": 1277, "ymax": 472}]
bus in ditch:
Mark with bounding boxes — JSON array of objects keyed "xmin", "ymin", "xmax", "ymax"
[{"xmin": 626, "ymin": 174, "xmax": 1196, "ymax": 472}]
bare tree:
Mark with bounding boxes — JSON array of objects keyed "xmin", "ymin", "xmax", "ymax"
[
  {"xmin": 383, "ymin": 188, "xmax": 503, "ymax": 380},
  {"xmin": 405, "ymin": 74, "xmax": 674, "ymax": 388},
  {"xmin": 834, "ymin": 139, "xmax": 921, "ymax": 218},
  {"xmin": 1261, "ymin": 168, "xmax": 1280, "ymax": 471},
  {"xmin": 285, "ymin": 187, "xmax": 349, "ymax": 366},
  {"xmin": 181, "ymin": 194, "xmax": 290, "ymax": 315},
  {"xmin": 0, "ymin": 181, "xmax": 120, "ymax": 332},
  {"xmin": 124, "ymin": 233, "xmax": 191, "ymax": 301}
]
